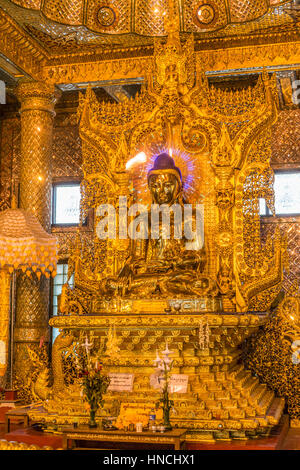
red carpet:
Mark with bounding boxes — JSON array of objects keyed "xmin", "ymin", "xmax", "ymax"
[
  {"xmin": 4, "ymin": 428, "xmax": 63, "ymax": 449},
  {"xmin": 187, "ymin": 416, "xmax": 290, "ymax": 450}
]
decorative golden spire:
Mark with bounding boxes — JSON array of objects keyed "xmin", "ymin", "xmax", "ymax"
[
  {"xmin": 11, "ymin": 194, "xmax": 17, "ymax": 209},
  {"xmin": 154, "ymin": 0, "xmax": 194, "ymax": 89},
  {"xmin": 164, "ymin": 0, "xmax": 181, "ymax": 43}
]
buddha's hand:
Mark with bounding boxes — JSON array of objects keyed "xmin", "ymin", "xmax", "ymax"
[{"xmin": 117, "ymin": 260, "xmax": 134, "ymax": 281}]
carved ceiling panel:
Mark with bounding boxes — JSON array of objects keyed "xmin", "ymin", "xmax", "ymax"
[
  {"xmin": 12, "ymin": 0, "xmax": 40, "ymax": 7},
  {"xmin": 42, "ymin": 0, "xmax": 84, "ymax": 25},
  {"xmin": 0, "ymin": 0, "xmax": 293, "ymax": 51},
  {"xmin": 85, "ymin": 0, "xmax": 131, "ymax": 34},
  {"xmin": 7, "ymin": 0, "xmax": 290, "ymax": 31},
  {"xmin": 183, "ymin": 0, "xmax": 228, "ymax": 33},
  {"xmin": 135, "ymin": 0, "xmax": 168, "ymax": 36},
  {"xmin": 229, "ymin": 0, "xmax": 268, "ymax": 23}
]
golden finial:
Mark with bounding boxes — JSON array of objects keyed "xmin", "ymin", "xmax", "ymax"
[
  {"xmin": 164, "ymin": 0, "xmax": 180, "ymax": 45},
  {"xmin": 11, "ymin": 193, "xmax": 17, "ymax": 209}
]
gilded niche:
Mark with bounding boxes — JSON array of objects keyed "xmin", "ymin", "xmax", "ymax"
[
  {"xmin": 100, "ymin": 152, "xmax": 208, "ymax": 299},
  {"xmin": 56, "ymin": 9, "xmax": 286, "ymax": 316}
]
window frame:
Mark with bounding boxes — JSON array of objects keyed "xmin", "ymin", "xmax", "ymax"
[
  {"xmin": 52, "ymin": 179, "xmax": 83, "ymax": 227},
  {"xmin": 50, "ymin": 259, "xmax": 70, "ymax": 345},
  {"xmin": 260, "ymin": 168, "xmax": 300, "ymax": 218}
]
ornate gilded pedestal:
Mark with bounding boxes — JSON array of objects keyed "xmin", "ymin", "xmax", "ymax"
[{"xmin": 27, "ymin": 311, "xmax": 284, "ymax": 442}]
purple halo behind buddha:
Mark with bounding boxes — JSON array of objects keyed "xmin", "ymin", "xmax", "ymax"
[{"xmin": 147, "ymin": 152, "xmax": 182, "ymax": 185}]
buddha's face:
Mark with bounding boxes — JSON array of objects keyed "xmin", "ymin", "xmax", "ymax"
[{"xmin": 148, "ymin": 173, "xmax": 180, "ymax": 205}]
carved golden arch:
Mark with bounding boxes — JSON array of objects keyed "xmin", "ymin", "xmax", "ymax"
[{"xmin": 77, "ymin": 29, "xmax": 285, "ymax": 313}]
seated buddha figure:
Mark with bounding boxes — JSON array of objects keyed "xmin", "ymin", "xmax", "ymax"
[{"xmin": 105, "ymin": 152, "xmax": 207, "ymax": 298}]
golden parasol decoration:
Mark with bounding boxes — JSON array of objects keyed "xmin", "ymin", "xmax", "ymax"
[{"xmin": 0, "ymin": 198, "xmax": 57, "ymax": 380}]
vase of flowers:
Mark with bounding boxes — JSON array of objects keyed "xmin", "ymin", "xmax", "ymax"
[
  {"xmin": 89, "ymin": 403, "xmax": 97, "ymax": 429},
  {"xmin": 78, "ymin": 334, "xmax": 110, "ymax": 428},
  {"xmin": 159, "ymin": 364, "xmax": 174, "ymax": 431},
  {"xmin": 154, "ymin": 344, "xmax": 174, "ymax": 431}
]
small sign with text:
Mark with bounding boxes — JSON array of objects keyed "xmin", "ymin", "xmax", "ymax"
[{"xmin": 108, "ymin": 373, "xmax": 135, "ymax": 392}]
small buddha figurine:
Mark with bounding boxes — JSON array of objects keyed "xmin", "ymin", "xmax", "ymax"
[{"xmin": 104, "ymin": 152, "xmax": 208, "ymax": 298}]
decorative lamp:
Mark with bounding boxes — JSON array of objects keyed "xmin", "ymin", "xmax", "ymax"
[{"xmin": 0, "ymin": 197, "xmax": 57, "ymax": 382}]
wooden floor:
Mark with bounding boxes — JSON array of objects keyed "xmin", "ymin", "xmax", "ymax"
[{"xmin": 0, "ymin": 421, "xmax": 299, "ymax": 450}]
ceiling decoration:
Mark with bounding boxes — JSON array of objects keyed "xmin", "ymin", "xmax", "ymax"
[
  {"xmin": 0, "ymin": 0, "xmax": 297, "ymax": 88},
  {"xmin": 284, "ymin": 3, "xmax": 300, "ymax": 20},
  {"xmin": 196, "ymin": 4, "xmax": 216, "ymax": 25},
  {"xmin": 0, "ymin": 0, "xmax": 294, "ymax": 57},
  {"xmin": 0, "ymin": 0, "xmax": 297, "ymax": 86},
  {"xmin": 1, "ymin": 0, "xmax": 292, "ymax": 37}
]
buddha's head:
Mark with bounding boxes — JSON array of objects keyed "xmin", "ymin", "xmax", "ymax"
[{"xmin": 147, "ymin": 153, "xmax": 182, "ymax": 205}]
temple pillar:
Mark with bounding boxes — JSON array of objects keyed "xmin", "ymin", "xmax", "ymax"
[{"xmin": 13, "ymin": 81, "xmax": 60, "ymax": 383}]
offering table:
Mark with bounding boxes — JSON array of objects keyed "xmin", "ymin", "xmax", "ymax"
[{"xmin": 62, "ymin": 426, "xmax": 187, "ymax": 450}]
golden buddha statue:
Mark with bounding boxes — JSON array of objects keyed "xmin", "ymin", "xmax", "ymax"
[{"xmin": 104, "ymin": 153, "xmax": 208, "ymax": 298}]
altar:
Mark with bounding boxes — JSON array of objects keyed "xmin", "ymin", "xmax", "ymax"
[
  {"xmin": 61, "ymin": 426, "xmax": 187, "ymax": 450},
  {"xmin": 23, "ymin": 10, "xmax": 290, "ymax": 444},
  {"xmin": 24, "ymin": 310, "xmax": 284, "ymax": 442}
]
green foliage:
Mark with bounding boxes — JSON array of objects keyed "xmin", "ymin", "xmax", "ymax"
[
  {"xmin": 155, "ymin": 360, "xmax": 174, "ymax": 428},
  {"xmin": 82, "ymin": 370, "xmax": 110, "ymax": 410}
]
